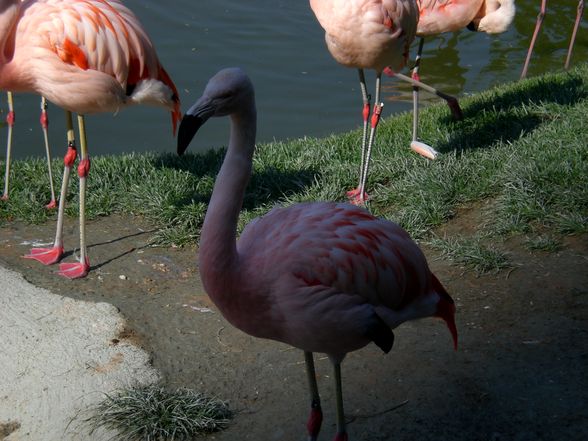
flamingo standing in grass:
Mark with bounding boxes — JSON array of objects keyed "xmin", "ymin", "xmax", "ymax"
[
  {"xmin": 0, "ymin": 0, "xmax": 180, "ymax": 279},
  {"xmin": 521, "ymin": 0, "xmax": 585, "ymax": 79},
  {"xmin": 411, "ymin": 0, "xmax": 515, "ymax": 153},
  {"xmin": 309, "ymin": 0, "xmax": 464, "ymax": 205},
  {"xmin": 2, "ymin": 93, "xmax": 57, "ymax": 208},
  {"xmin": 177, "ymin": 68, "xmax": 458, "ymax": 441}
]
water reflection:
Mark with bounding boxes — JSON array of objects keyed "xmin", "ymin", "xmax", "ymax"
[{"xmin": 515, "ymin": 0, "xmax": 586, "ymax": 77}]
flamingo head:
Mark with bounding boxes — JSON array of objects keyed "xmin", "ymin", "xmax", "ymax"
[{"xmin": 177, "ymin": 67, "xmax": 254, "ymax": 155}]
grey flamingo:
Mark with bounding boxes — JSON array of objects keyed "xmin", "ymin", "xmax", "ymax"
[{"xmin": 177, "ymin": 68, "xmax": 458, "ymax": 441}]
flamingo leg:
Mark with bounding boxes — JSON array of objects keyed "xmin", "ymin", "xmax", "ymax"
[
  {"xmin": 347, "ymin": 69, "xmax": 371, "ymax": 203},
  {"xmin": 352, "ymin": 73, "xmax": 383, "ymax": 206},
  {"xmin": 305, "ymin": 352, "xmax": 323, "ymax": 441},
  {"xmin": 411, "ymin": 38, "xmax": 424, "ymax": 143},
  {"xmin": 406, "ymin": 38, "xmax": 440, "ymax": 160},
  {"xmin": 40, "ymin": 97, "xmax": 57, "ymax": 209},
  {"xmin": 57, "ymin": 114, "xmax": 90, "ymax": 279},
  {"xmin": 24, "ymin": 111, "xmax": 76, "ymax": 266},
  {"xmin": 2, "ymin": 92, "xmax": 15, "ymax": 201},
  {"xmin": 521, "ymin": 0, "xmax": 547, "ymax": 79},
  {"xmin": 389, "ymin": 71, "xmax": 462, "ymax": 120},
  {"xmin": 564, "ymin": 0, "xmax": 585, "ymax": 70},
  {"xmin": 332, "ymin": 362, "xmax": 348, "ymax": 441}
]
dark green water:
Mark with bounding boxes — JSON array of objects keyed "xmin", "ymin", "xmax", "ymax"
[{"xmin": 4, "ymin": 0, "xmax": 587, "ymax": 159}]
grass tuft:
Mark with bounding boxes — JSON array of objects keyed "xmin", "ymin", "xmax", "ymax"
[
  {"xmin": 428, "ymin": 234, "xmax": 512, "ymax": 274},
  {"xmin": 86, "ymin": 384, "xmax": 232, "ymax": 440},
  {"xmin": 524, "ymin": 235, "xmax": 563, "ymax": 252}
]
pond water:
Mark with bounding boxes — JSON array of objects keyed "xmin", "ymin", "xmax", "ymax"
[{"xmin": 4, "ymin": 0, "xmax": 587, "ymax": 159}]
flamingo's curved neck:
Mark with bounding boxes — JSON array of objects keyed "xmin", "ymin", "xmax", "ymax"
[{"xmin": 199, "ymin": 107, "xmax": 257, "ymax": 295}]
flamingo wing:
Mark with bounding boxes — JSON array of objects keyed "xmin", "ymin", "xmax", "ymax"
[
  {"xmin": 234, "ymin": 202, "xmax": 434, "ymax": 357},
  {"xmin": 240, "ymin": 202, "xmax": 429, "ymax": 307},
  {"xmin": 20, "ymin": 0, "xmax": 159, "ymax": 88}
]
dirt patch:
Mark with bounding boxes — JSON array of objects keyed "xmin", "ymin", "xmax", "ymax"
[
  {"xmin": 0, "ymin": 421, "xmax": 21, "ymax": 439},
  {"xmin": 1, "ymin": 213, "xmax": 587, "ymax": 440}
]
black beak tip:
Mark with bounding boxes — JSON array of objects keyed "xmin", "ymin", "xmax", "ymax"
[{"xmin": 177, "ymin": 114, "xmax": 205, "ymax": 156}]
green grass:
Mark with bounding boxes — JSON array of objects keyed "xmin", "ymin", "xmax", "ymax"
[
  {"xmin": 86, "ymin": 384, "xmax": 232, "ymax": 440},
  {"xmin": 1, "ymin": 64, "xmax": 587, "ymax": 272},
  {"xmin": 428, "ymin": 234, "xmax": 512, "ymax": 274},
  {"xmin": 524, "ymin": 235, "xmax": 563, "ymax": 252}
]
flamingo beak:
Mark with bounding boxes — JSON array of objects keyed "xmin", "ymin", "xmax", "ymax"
[
  {"xmin": 177, "ymin": 99, "xmax": 214, "ymax": 155},
  {"xmin": 171, "ymin": 102, "xmax": 182, "ymax": 138},
  {"xmin": 436, "ymin": 295, "xmax": 458, "ymax": 351}
]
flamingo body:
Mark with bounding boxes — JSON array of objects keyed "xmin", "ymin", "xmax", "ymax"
[
  {"xmin": 310, "ymin": 0, "xmax": 418, "ymax": 72},
  {"xmin": 310, "ymin": 0, "xmax": 418, "ymax": 204},
  {"xmin": 178, "ymin": 68, "xmax": 457, "ymax": 440},
  {"xmin": 205, "ymin": 200, "xmax": 448, "ymax": 361},
  {"xmin": 0, "ymin": 0, "xmax": 180, "ymax": 127},
  {"xmin": 310, "ymin": 0, "xmax": 465, "ymax": 203}
]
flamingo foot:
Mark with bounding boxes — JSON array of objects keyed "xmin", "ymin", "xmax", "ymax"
[
  {"xmin": 1, "ymin": 194, "xmax": 8, "ymax": 202},
  {"xmin": 346, "ymin": 188, "xmax": 368, "ymax": 205},
  {"xmin": 45, "ymin": 199, "xmax": 57, "ymax": 210},
  {"xmin": 24, "ymin": 246, "xmax": 64, "ymax": 265},
  {"xmin": 410, "ymin": 141, "xmax": 439, "ymax": 160},
  {"xmin": 447, "ymin": 97, "xmax": 463, "ymax": 121},
  {"xmin": 333, "ymin": 432, "xmax": 349, "ymax": 441},
  {"xmin": 57, "ymin": 257, "xmax": 90, "ymax": 279}
]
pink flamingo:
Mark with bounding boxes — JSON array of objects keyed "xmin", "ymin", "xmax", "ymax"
[
  {"xmin": 412, "ymin": 0, "xmax": 515, "ymax": 152},
  {"xmin": 0, "ymin": 0, "xmax": 181, "ymax": 279},
  {"xmin": 309, "ymin": 0, "xmax": 464, "ymax": 205},
  {"xmin": 521, "ymin": 0, "xmax": 585, "ymax": 79},
  {"xmin": 2, "ymin": 93, "xmax": 57, "ymax": 209},
  {"xmin": 177, "ymin": 68, "xmax": 458, "ymax": 441}
]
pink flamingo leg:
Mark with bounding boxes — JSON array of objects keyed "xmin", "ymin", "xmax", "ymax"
[
  {"xmin": 411, "ymin": 38, "xmax": 424, "ymax": 143},
  {"xmin": 2, "ymin": 95, "xmax": 58, "ymax": 207},
  {"xmin": 384, "ymin": 67, "xmax": 462, "ymax": 160},
  {"xmin": 386, "ymin": 69, "xmax": 462, "ymax": 121},
  {"xmin": 521, "ymin": 0, "xmax": 547, "ymax": 79},
  {"xmin": 305, "ymin": 352, "xmax": 324, "ymax": 441},
  {"xmin": 2, "ymin": 92, "xmax": 15, "ymax": 202},
  {"xmin": 57, "ymin": 114, "xmax": 90, "ymax": 279},
  {"xmin": 407, "ymin": 38, "xmax": 440, "ymax": 160},
  {"xmin": 347, "ymin": 69, "xmax": 371, "ymax": 203},
  {"xmin": 351, "ymin": 73, "xmax": 383, "ymax": 206},
  {"xmin": 564, "ymin": 0, "xmax": 585, "ymax": 70},
  {"xmin": 24, "ymin": 111, "xmax": 78, "ymax": 265},
  {"xmin": 40, "ymin": 97, "xmax": 57, "ymax": 209}
]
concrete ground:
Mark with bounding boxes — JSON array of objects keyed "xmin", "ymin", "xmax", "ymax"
[{"xmin": 0, "ymin": 265, "xmax": 159, "ymax": 441}]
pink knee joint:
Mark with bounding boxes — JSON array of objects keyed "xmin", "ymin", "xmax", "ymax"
[
  {"xmin": 371, "ymin": 104, "xmax": 383, "ymax": 128},
  {"xmin": 362, "ymin": 102, "xmax": 370, "ymax": 123},
  {"xmin": 40, "ymin": 110, "xmax": 49, "ymax": 129},
  {"xmin": 63, "ymin": 143, "xmax": 77, "ymax": 168},
  {"xmin": 78, "ymin": 157, "xmax": 90, "ymax": 178},
  {"xmin": 6, "ymin": 110, "xmax": 14, "ymax": 127}
]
